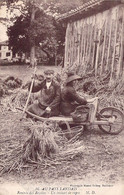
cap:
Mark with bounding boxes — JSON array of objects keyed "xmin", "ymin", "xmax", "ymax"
[{"xmin": 44, "ymin": 69, "xmax": 54, "ymax": 75}]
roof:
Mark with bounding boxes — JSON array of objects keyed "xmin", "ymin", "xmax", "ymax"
[
  {"xmin": 0, "ymin": 40, "xmax": 8, "ymax": 46},
  {"xmin": 56, "ymin": 0, "xmax": 123, "ymax": 22}
]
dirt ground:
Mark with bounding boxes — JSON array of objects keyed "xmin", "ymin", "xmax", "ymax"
[
  {"xmin": 0, "ymin": 66, "xmax": 124, "ymax": 195},
  {"xmin": 0, "ymin": 106, "xmax": 124, "ymax": 186}
]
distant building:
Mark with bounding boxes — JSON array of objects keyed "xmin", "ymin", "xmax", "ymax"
[{"xmin": 0, "ymin": 40, "xmax": 12, "ymax": 61}]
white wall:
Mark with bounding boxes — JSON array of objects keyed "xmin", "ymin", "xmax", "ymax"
[{"xmin": 0, "ymin": 45, "xmax": 12, "ymax": 61}]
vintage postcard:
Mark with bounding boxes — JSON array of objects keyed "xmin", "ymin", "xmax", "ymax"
[{"xmin": 0, "ymin": 0, "xmax": 124, "ymax": 195}]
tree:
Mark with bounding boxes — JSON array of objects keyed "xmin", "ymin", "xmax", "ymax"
[
  {"xmin": 4, "ymin": 0, "xmax": 53, "ymax": 66},
  {"xmin": 7, "ymin": 14, "xmax": 30, "ymax": 55},
  {"xmin": 2, "ymin": 0, "xmax": 84, "ymax": 66},
  {"xmin": 7, "ymin": 8, "xmax": 59, "ymax": 64}
]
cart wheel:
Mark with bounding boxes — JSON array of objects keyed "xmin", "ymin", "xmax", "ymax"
[{"xmin": 98, "ymin": 107, "xmax": 124, "ymax": 135}]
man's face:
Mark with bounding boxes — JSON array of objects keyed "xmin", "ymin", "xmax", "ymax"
[
  {"xmin": 73, "ymin": 80, "xmax": 78, "ymax": 89},
  {"xmin": 44, "ymin": 73, "xmax": 54, "ymax": 82}
]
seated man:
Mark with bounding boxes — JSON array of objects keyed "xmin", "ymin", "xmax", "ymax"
[
  {"xmin": 60, "ymin": 72, "xmax": 92, "ymax": 116},
  {"xmin": 28, "ymin": 69, "xmax": 61, "ymax": 117}
]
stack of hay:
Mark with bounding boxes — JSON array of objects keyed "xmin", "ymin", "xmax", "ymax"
[
  {"xmin": 22, "ymin": 122, "xmax": 59, "ymax": 162},
  {"xmin": 4, "ymin": 76, "xmax": 22, "ymax": 89},
  {"xmin": 0, "ymin": 121, "xmax": 85, "ymax": 174}
]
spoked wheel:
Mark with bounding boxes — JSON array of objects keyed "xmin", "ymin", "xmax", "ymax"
[{"xmin": 98, "ymin": 107, "xmax": 124, "ymax": 135}]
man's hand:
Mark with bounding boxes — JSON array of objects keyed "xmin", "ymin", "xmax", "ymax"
[
  {"xmin": 45, "ymin": 107, "xmax": 51, "ymax": 113},
  {"xmin": 31, "ymin": 73, "xmax": 37, "ymax": 80},
  {"xmin": 87, "ymin": 97, "xmax": 98, "ymax": 103}
]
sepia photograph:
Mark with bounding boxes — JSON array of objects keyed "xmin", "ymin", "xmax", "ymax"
[{"xmin": 0, "ymin": 0, "xmax": 124, "ymax": 195}]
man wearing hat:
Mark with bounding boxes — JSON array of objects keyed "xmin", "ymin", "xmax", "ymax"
[
  {"xmin": 27, "ymin": 69, "xmax": 61, "ymax": 117},
  {"xmin": 60, "ymin": 72, "xmax": 91, "ymax": 116}
]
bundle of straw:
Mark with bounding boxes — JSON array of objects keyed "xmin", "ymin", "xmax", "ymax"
[
  {"xmin": 1, "ymin": 89, "xmax": 35, "ymax": 111},
  {"xmin": 22, "ymin": 123, "xmax": 59, "ymax": 162}
]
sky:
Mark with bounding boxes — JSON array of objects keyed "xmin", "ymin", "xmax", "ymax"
[
  {"xmin": 0, "ymin": 6, "xmax": 8, "ymax": 42},
  {"xmin": 0, "ymin": 4, "xmax": 21, "ymax": 42}
]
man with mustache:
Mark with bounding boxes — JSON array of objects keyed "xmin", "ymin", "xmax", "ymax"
[{"xmin": 28, "ymin": 69, "xmax": 61, "ymax": 117}]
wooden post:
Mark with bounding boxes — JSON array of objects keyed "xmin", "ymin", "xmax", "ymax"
[
  {"xmin": 69, "ymin": 23, "xmax": 73, "ymax": 66},
  {"xmin": 85, "ymin": 17, "xmax": 91, "ymax": 64},
  {"xmin": 82, "ymin": 19, "xmax": 88, "ymax": 66},
  {"xmin": 100, "ymin": 19, "xmax": 107, "ymax": 74},
  {"xmin": 77, "ymin": 20, "xmax": 81, "ymax": 65},
  {"xmin": 117, "ymin": 8, "xmax": 124, "ymax": 77},
  {"xmin": 64, "ymin": 23, "xmax": 70, "ymax": 67},
  {"xmin": 72, "ymin": 22, "xmax": 75, "ymax": 67},
  {"xmin": 80, "ymin": 19, "xmax": 85, "ymax": 65},
  {"xmin": 106, "ymin": 12, "xmax": 113, "ymax": 70},
  {"xmin": 94, "ymin": 28, "xmax": 102, "ymax": 76},
  {"xmin": 91, "ymin": 14, "xmax": 97, "ymax": 68},
  {"xmin": 88, "ymin": 15, "xmax": 95, "ymax": 66},
  {"xmin": 110, "ymin": 9, "xmax": 118, "ymax": 81}
]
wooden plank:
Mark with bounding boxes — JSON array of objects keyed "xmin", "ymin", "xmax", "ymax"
[
  {"xmin": 79, "ymin": 19, "xmax": 83, "ymax": 65},
  {"xmin": 77, "ymin": 20, "xmax": 82, "ymax": 66},
  {"xmin": 110, "ymin": 8, "xmax": 118, "ymax": 81},
  {"xmin": 70, "ymin": 22, "xmax": 74, "ymax": 67},
  {"xmin": 100, "ymin": 18, "xmax": 108, "ymax": 74},
  {"xmin": 91, "ymin": 14, "xmax": 97, "ymax": 68},
  {"xmin": 117, "ymin": 6, "xmax": 124, "ymax": 77},
  {"xmin": 82, "ymin": 19, "xmax": 88, "ymax": 67},
  {"xmin": 94, "ymin": 11, "xmax": 106, "ymax": 76},
  {"xmin": 106, "ymin": 11, "xmax": 113, "ymax": 70},
  {"xmin": 73, "ymin": 21, "xmax": 76, "ymax": 66},
  {"xmin": 75, "ymin": 20, "xmax": 79, "ymax": 65},
  {"xmin": 64, "ymin": 23, "xmax": 70, "ymax": 67},
  {"xmin": 80, "ymin": 19, "xmax": 85, "ymax": 65},
  {"xmin": 85, "ymin": 17, "xmax": 91, "ymax": 65},
  {"xmin": 94, "ymin": 28, "xmax": 102, "ymax": 76},
  {"xmin": 72, "ymin": 22, "xmax": 76, "ymax": 66},
  {"xmin": 88, "ymin": 15, "xmax": 95, "ymax": 66},
  {"xmin": 22, "ymin": 108, "xmax": 74, "ymax": 122},
  {"xmin": 68, "ymin": 23, "xmax": 71, "ymax": 66}
]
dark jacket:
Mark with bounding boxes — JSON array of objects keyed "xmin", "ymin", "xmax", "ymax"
[
  {"xmin": 29, "ymin": 80, "xmax": 61, "ymax": 110},
  {"xmin": 60, "ymin": 85, "xmax": 87, "ymax": 116}
]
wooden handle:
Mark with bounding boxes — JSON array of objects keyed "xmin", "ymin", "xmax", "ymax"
[{"xmin": 21, "ymin": 66, "xmax": 37, "ymax": 117}]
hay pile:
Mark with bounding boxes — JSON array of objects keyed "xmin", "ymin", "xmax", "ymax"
[
  {"xmin": 0, "ymin": 120, "xmax": 84, "ymax": 175},
  {"xmin": 96, "ymin": 79, "xmax": 124, "ymax": 110},
  {"xmin": 76, "ymin": 70, "xmax": 124, "ymax": 111},
  {"xmin": 1, "ymin": 88, "xmax": 36, "ymax": 111},
  {"xmin": 22, "ymin": 123, "xmax": 59, "ymax": 162},
  {"xmin": 0, "ymin": 76, "xmax": 22, "ymax": 98},
  {"xmin": 4, "ymin": 76, "xmax": 22, "ymax": 89},
  {"xmin": 0, "ymin": 73, "xmax": 61, "ymax": 111}
]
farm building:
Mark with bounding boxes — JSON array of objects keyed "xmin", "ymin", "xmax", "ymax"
[{"xmin": 57, "ymin": 0, "xmax": 124, "ymax": 80}]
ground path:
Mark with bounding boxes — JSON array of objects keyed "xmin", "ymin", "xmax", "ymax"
[{"xmin": 0, "ymin": 65, "xmax": 124, "ymax": 195}]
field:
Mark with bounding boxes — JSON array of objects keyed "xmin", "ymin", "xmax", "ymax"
[
  {"xmin": 0, "ymin": 65, "xmax": 60, "ymax": 83},
  {"xmin": 0, "ymin": 65, "xmax": 124, "ymax": 195}
]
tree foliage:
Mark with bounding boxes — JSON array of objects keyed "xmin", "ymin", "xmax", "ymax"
[
  {"xmin": 2, "ymin": 0, "xmax": 84, "ymax": 65},
  {"xmin": 8, "ymin": 14, "xmax": 30, "ymax": 54},
  {"xmin": 7, "ymin": 8, "xmax": 62, "ymax": 64}
]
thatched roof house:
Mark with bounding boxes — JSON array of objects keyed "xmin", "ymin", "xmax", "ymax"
[{"xmin": 57, "ymin": 0, "xmax": 124, "ymax": 79}]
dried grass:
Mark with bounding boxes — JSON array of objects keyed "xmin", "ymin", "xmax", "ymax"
[
  {"xmin": 76, "ymin": 70, "xmax": 124, "ymax": 111},
  {"xmin": 1, "ymin": 89, "xmax": 36, "ymax": 112},
  {"xmin": 0, "ymin": 118, "xmax": 84, "ymax": 175},
  {"xmin": 0, "ymin": 70, "xmax": 123, "ymax": 176}
]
